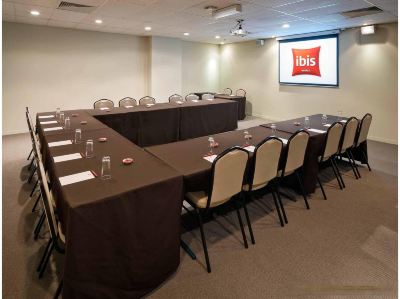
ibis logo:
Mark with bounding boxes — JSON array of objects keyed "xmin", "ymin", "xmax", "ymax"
[{"xmin": 292, "ymin": 46, "xmax": 321, "ymax": 77}]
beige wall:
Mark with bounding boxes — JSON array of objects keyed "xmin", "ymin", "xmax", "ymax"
[{"xmin": 220, "ymin": 22, "xmax": 398, "ymax": 144}]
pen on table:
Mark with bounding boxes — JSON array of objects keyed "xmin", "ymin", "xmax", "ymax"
[{"xmin": 90, "ymin": 170, "xmax": 98, "ymax": 177}]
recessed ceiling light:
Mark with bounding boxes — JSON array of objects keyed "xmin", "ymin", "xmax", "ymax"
[
  {"xmin": 215, "ymin": 35, "xmax": 221, "ymax": 39},
  {"xmin": 145, "ymin": 26, "xmax": 152, "ymax": 31},
  {"xmin": 95, "ymin": 19, "xmax": 102, "ymax": 24},
  {"xmin": 282, "ymin": 23, "xmax": 290, "ymax": 28},
  {"xmin": 30, "ymin": 10, "xmax": 40, "ymax": 16},
  {"xmin": 183, "ymin": 32, "xmax": 189, "ymax": 36}
]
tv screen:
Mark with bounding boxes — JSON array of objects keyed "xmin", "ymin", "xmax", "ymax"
[{"xmin": 279, "ymin": 34, "xmax": 339, "ymax": 87}]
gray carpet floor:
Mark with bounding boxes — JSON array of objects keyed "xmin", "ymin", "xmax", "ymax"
[{"xmin": 2, "ymin": 117, "xmax": 398, "ymax": 298}]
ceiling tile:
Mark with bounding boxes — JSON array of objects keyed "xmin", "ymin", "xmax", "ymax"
[
  {"xmin": 9, "ymin": 0, "xmax": 59, "ymax": 9},
  {"xmin": 15, "ymin": 14, "xmax": 48, "ymax": 24},
  {"xmin": 50, "ymin": 9, "xmax": 88, "ymax": 22},
  {"xmin": 14, "ymin": 3, "xmax": 54, "ymax": 18}
]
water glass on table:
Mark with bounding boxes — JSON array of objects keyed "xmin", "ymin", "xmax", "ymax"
[
  {"xmin": 304, "ymin": 116, "xmax": 310, "ymax": 129},
  {"xmin": 243, "ymin": 130, "xmax": 251, "ymax": 146},
  {"xmin": 208, "ymin": 136, "xmax": 215, "ymax": 155},
  {"xmin": 59, "ymin": 112, "xmax": 65, "ymax": 126},
  {"xmin": 85, "ymin": 139, "xmax": 94, "ymax": 158},
  {"xmin": 74, "ymin": 129, "xmax": 82, "ymax": 144},
  {"xmin": 64, "ymin": 117, "xmax": 71, "ymax": 130},
  {"xmin": 56, "ymin": 108, "xmax": 60, "ymax": 119},
  {"xmin": 101, "ymin": 156, "xmax": 111, "ymax": 180},
  {"xmin": 321, "ymin": 114, "xmax": 328, "ymax": 125},
  {"xmin": 270, "ymin": 124, "xmax": 277, "ymax": 136}
]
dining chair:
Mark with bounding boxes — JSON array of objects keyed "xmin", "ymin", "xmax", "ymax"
[
  {"xmin": 25, "ymin": 107, "xmax": 35, "ymax": 163},
  {"xmin": 243, "ymin": 137, "xmax": 285, "ymax": 232},
  {"xmin": 169, "ymin": 94, "xmax": 185, "ymax": 103},
  {"xmin": 236, "ymin": 89, "xmax": 246, "ymax": 97},
  {"xmin": 202, "ymin": 93, "xmax": 214, "ymax": 100},
  {"xmin": 223, "ymin": 88, "xmax": 232, "ymax": 95},
  {"xmin": 184, "ymin": 146, "xmax": 250, "ymax": 273},
  {"xmin": 93, "ymin": 99, "xmax": 114, "ymax": 109},
  {"xmin": 316, "ymin": 122, "xmax": 344, "ymax": 200},
  {"xmin": 338, "ymin": 117, "xmax": 360, "ymax": 180},
  {"xmin": 354, "ymin": 113, "xmax": 372, "ymax": 172},
  {"xmin": 139, "ymin": 96, "xmax": 156, "ymax": 105},
  {"xmin": 277, "ymin": 130, "xmax": 310, "ymax": 210},
  {"xmin": 185, "ymin": 93, "xmax": 199, "ymax": 101},
  {"xmin": 119, "ymin": 97, "xmax": 137, "ymax": 107}
]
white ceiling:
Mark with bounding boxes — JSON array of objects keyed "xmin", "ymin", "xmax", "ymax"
[{"xmin": 2, "ymin": 0, "xmax": 398, "ymax": 44}]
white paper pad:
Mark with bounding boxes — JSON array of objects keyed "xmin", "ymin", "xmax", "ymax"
[
  {"xmin": 99, "ymin": 107, "xmax": 110, "ymax": 110},
  {"xmin": 243, "ymin": 145, "xmax": 255, "ymax": 153},
  {"xmin": 230, "ymin": 95, "xmax": 235, "ymax": 97},
  {"xmin": 340, "ymin": 120, "xmax": 347, "ymax": 123},
  {"xmin": 44, "ymin": 127, "xmax": 63, "ymax": 132},
  {"xmin": 279, "ymin": 138, "xmax": 288, "ymax": 144},
  {"xmin": 59, "ymin": 171, "xmax": 95, "ymax": 186},
  {"xmin": 53, "ymin": 153, "xmax": 82, "ymax": 163},
  {"xmin": 38, "ymin": 115, "xmax": 55, "ymax": 119},
  {"xmin": 146, "ymin": 104, "xmax": 155, "ymax": 107},
  {"xmin": 40, "ymin": 120, "xmax": 58, "ymax": 125},
  {"xmin": 48, "ymin": 140, "xmax": 73, "ymax": 147},
  {"xmin": 206, "ymin": 99, "xmax": 213, "ymax": 101},
  {"xmin": 308, "ymin": 128, "xmax": 326, "ymax": 134},
  {"xmin": 323, "ymin": 124, "xmax": 331, "ymax": 127},
  {"xmin": 176, "ymin": 101, "xmax": 183, "ymax": 104},
  {"xmin": 192, "ymin": 100, "xmax": 199, "ymax": 103},
  {"xmin": 124, "ymin": 105, "xmax": 133, "ymax": 108},
  {"xmin": 203, "ymin": 154, "xmax": 217, "ymax": 163}
]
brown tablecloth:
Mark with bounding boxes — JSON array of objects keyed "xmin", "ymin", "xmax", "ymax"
[
  {"xmin": 214, "ymin": 94, "xmax": 246, "ymax": 120},
  {"xmin": 36, "ymin": 111, "xmax": 184, "ymax": 299},
  {"xmin": 261, "ymin": 114, "xmax": 368, "ymax": 193}
]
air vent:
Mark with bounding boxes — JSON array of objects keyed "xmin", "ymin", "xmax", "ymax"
[
  {"xmin": 340, "ymin": 6, "xmax": 383, "ymax": 18},
  {"xmin": 57, "ymin": 1, "xmax": 97, "ymax": 13}
]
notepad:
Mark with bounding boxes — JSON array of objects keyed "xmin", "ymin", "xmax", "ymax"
[
  {"xmin": 146, "ymin": 104, "xmax": 155, "ymax": 107},
  {"xmin": 203, "ymin": 154, "xmax": 217, "ymax": 163},
  {"xmin": 308, "ymin": 128, "xmax": 326, "ymax": 134},
  {"xmin": 340, "ymin": 120, "xmax": 347, "ymax": 123},
  {"xmin": 38, "ymin": 115, "xmax": 55, "ymax": 119},
  {"xmin": 279, "ymin": 138, "xmax": 288, "ymax": 144},
  {"xmin": 53, "ymin": 153, "xmax": 82, "ymax": 163},
  {"xmin": 59, "ymin": 171, "xmax": 95, "ymax": 186},
  {"xmin": 243, "ymin": 145, "xmax": 255, "ymax": 153},
  {"xmin": 206, "ymin": 99, "xmax": 213, "ymax": 101},
  {"xmin": 323, "ymin": 124, "xmax": 331, "ymax": 127},
  {"xmin": 40, "ymin": 120, "xmax": 58, "ymax": 125},
  {"xmin": 192, "ymin": 100, "xmax": 199, "ymax": 103},
  {"xmin": 44, "ymin": 127, "xmax": 63, "ymax": 132},
  {"xmin": 124, "ymin": 105, "xmax": 133, "ymax": 108},
  {"xmin": 99, "ymin": 107, "xmax": 110, "ymax": 110},
  {"xmin": 48, "ymin": 140, "xmax": 73, "ymax": 147}
]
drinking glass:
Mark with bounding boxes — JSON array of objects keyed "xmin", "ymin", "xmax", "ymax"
[
  {"xmin": 59, "ymin": 112, "xmax": 65, "ymax": 126},
  {"xmin": 321, "ymin": 114, "xmax": 328, "ymax": 125},
  {"xmin": 74, "ymin": 129, "xmax": 82, "ymax": 144},
  {"xmin": 64, "ymin": 117, "xmax": 71, "ymax": 130},
  {"xmin": 304, "ymin": 116, "xmax": 310, "ymax": 129},
  {"xmin": 56, "ymin": 108, "xmax": 60, "ymax": 119},
  {"xmin": 101, "ymin": 156, "xmax": 111, "ymax": 180},
  {"xmin": 270, "ymin": 124, "xmax": 277, "ymax": 136},
  {"xmin": 208, "ymin": 136, "xmax": 215, "ymax": 155},
  {"xmin": 85, "ymin": 139, "xmax": 94, "ymax": 158},
  {"xmin": 337, "ymin": 110, "xmax": 343, "ymax": 121},
  {"xmin": 243, "ymin": 130, "xmax": 251, "ymax": 146}
]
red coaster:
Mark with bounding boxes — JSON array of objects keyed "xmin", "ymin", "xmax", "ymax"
[{"xmin": 122, "ymin": 158, "xmax": 134, "ymax": 165}]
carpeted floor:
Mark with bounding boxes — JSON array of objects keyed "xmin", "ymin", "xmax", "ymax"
[{"xmin": 2, "ymin": 117, "xmax": 398, "ymax": 298}]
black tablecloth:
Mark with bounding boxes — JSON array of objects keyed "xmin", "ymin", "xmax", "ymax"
[{"xmin": 214, "ymin": 94, "xmax": 246, "ymax": 120}]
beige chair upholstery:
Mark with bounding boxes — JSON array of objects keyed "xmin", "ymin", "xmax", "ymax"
[
  {"xmin": 282, "ymin": 131, "xmax": 309, "ymax": 176},
  {"xmin": 202, "ymin": 93, "xmax": 214, "ymax": 100},
  {"xmin": 94, "ymin": 99, "xmax": 114, "ymax": 109},
  {"xmin": 185, "ymin": 94, "xmax": 199, "ymax": 101},
  {"xmin": 356, "ymin": 114, "xmax": 372, "ymax": 146},
  {"xmin": 245, "ymin": 138, "xmax": 282, "ymax": 191},
  {"xmin": 321, "ymin": 122, "xmax": 343, "ymax": 161},
  {"xmin": 340, "ymin": 117, "xmax": 359, "ymax": 153},
  {"xmin": 236, "ymin": 89, "xmax": 246, "ymax": 97},
  {"xmin": 169, "ymin": 94, "xmax": 184, "ymax": 102},
  {"xmin": 186, "ymin": 149, "xmax": 248, "ymax": 209},
  {"xmin": 119, "ymin": 97, "xmax": 137, "ymax": 107},
  {"xmin": 139, "ymin": 96, "xmax": 156, "ymax": 105},
  {"xmin": 223, "ymin": 88, "xmax": 232, "ymax": 95}
]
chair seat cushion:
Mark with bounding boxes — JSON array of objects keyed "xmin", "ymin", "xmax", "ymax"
[{"xmin": 185, "ymin": 191, "xmax": 232, "ymax": 209}]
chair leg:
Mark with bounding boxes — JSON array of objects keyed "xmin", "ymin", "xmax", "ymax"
[
  {"xmin": 241, "ymin": 194, "xmax": 255, "ymax": 244},
  {"xmin": 32, "ymin": 193, "xmax": 41, "ymax": 213},
  {"xmin": 30, "ymin": 180, "xmax": 39, "ymax": 197},
  {"xmin": 34, "ymin": 211, "xmax": 45, "ymax": 240},
  {"xmin": 345, "ymin": 151, "xmax": 359, "ymax": 179},
  {"xmin": 274, "ymin": 182, "xmax": 288, "ymax": 224},
  {"xmin": 316, "ymin": 175, "xmax": 327, "ymax": 200},
  {"xmin": 180, "ymin": 239, "xmax": 197, "ymax": 260},
  {"xmin": 332, "ymin": 157, "xmax": 346, "ymax": 189},
  {"xmin": 271, "ymin": 191, "xmax": 284, "ymax": 227},
  {"xmin": 195, "ymin": 209, "xmax": 211, "ymax": 273},
  {"xmin": 235, "ymin": 202, "xmax": 248, "ymax": 249},
  {"xmin": 38, "ymin": 240, "xmax": 55, "ymax": 278},
  {"xmin": 54, "ymin": 279, "xmax": 63, "ymax": 299},
  {"xmin": 349, "ymin": 150, "xmax": 361, "ymax": 178},
  {"xmin": 295, "ymin": 171, "xmax": 310, "ymax": 209},
  {"xmin": 27, "ymin": 148, "xmax": 33, "ymax": 160},
  {"xmin": 37, "ymin": 238, "xmax": 52, "ymax": 272},
  {"xmin": 28, "ymin": 166, "xmax": 36, "ymax": 183},
  {"xmin": 329, "ymin": 158, "xmax": 343, "ymax": 190},
  {"xmin": 361, "ymin": 149, "xmax": 372, "ymax": 171}
]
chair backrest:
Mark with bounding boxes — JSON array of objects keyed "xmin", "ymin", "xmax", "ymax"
[
  {"xmin": 321, "ymin": 122, "xmax": 343, "ymax": 161},
  {"xmin": 119, "ymin": 97, "xmax": 137, "ymax": 107},
  {"xmin": 139, "ymin": 96, "xmax": 156, "ymax": 105},
  {"xmin": 223, "ymin": 88, "xmax": 232, "ymax": 95},
  {"xmin": 251, "ymin": 137, "xmax": 283, "ymax": 189},
  {"xmin": 169, "ymin": 94, "xmax": 184, "ymax": 103},
  {"xmin": 94, "ymin": 99, "xmax": 114, "ymax": 109},
  {"xmin": 283, "ymin": 130, "xmax": 310, "ymax": 175},
  {"xmin": 202, "ymin": 93, "xmax": 214, "ymax": 100},
  {"xmin": 26, "ymin": 107, "xmax": 38, "ymax": 147},
  {"xmin": 207, "ymin": 147, "xmax": 249, "ymax": 209},
  {"xmin": 340, "ymin": 117, "xmax": 359, "ymax": 152},
  {"xmin": 356, "ymin": 113, "xmax": 372, "ymax": 146},
  {"xmin": 236, "ymin": 89, "xmax": 246, "ymax": 97},
  {"xmin": 185, "ymin": 94, "xmax": 199, "ymax": 101}
]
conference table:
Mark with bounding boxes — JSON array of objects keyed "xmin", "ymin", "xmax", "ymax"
[{"xmin": 214, "ymin": 94, "xmax": 247, "ymax": 120}]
